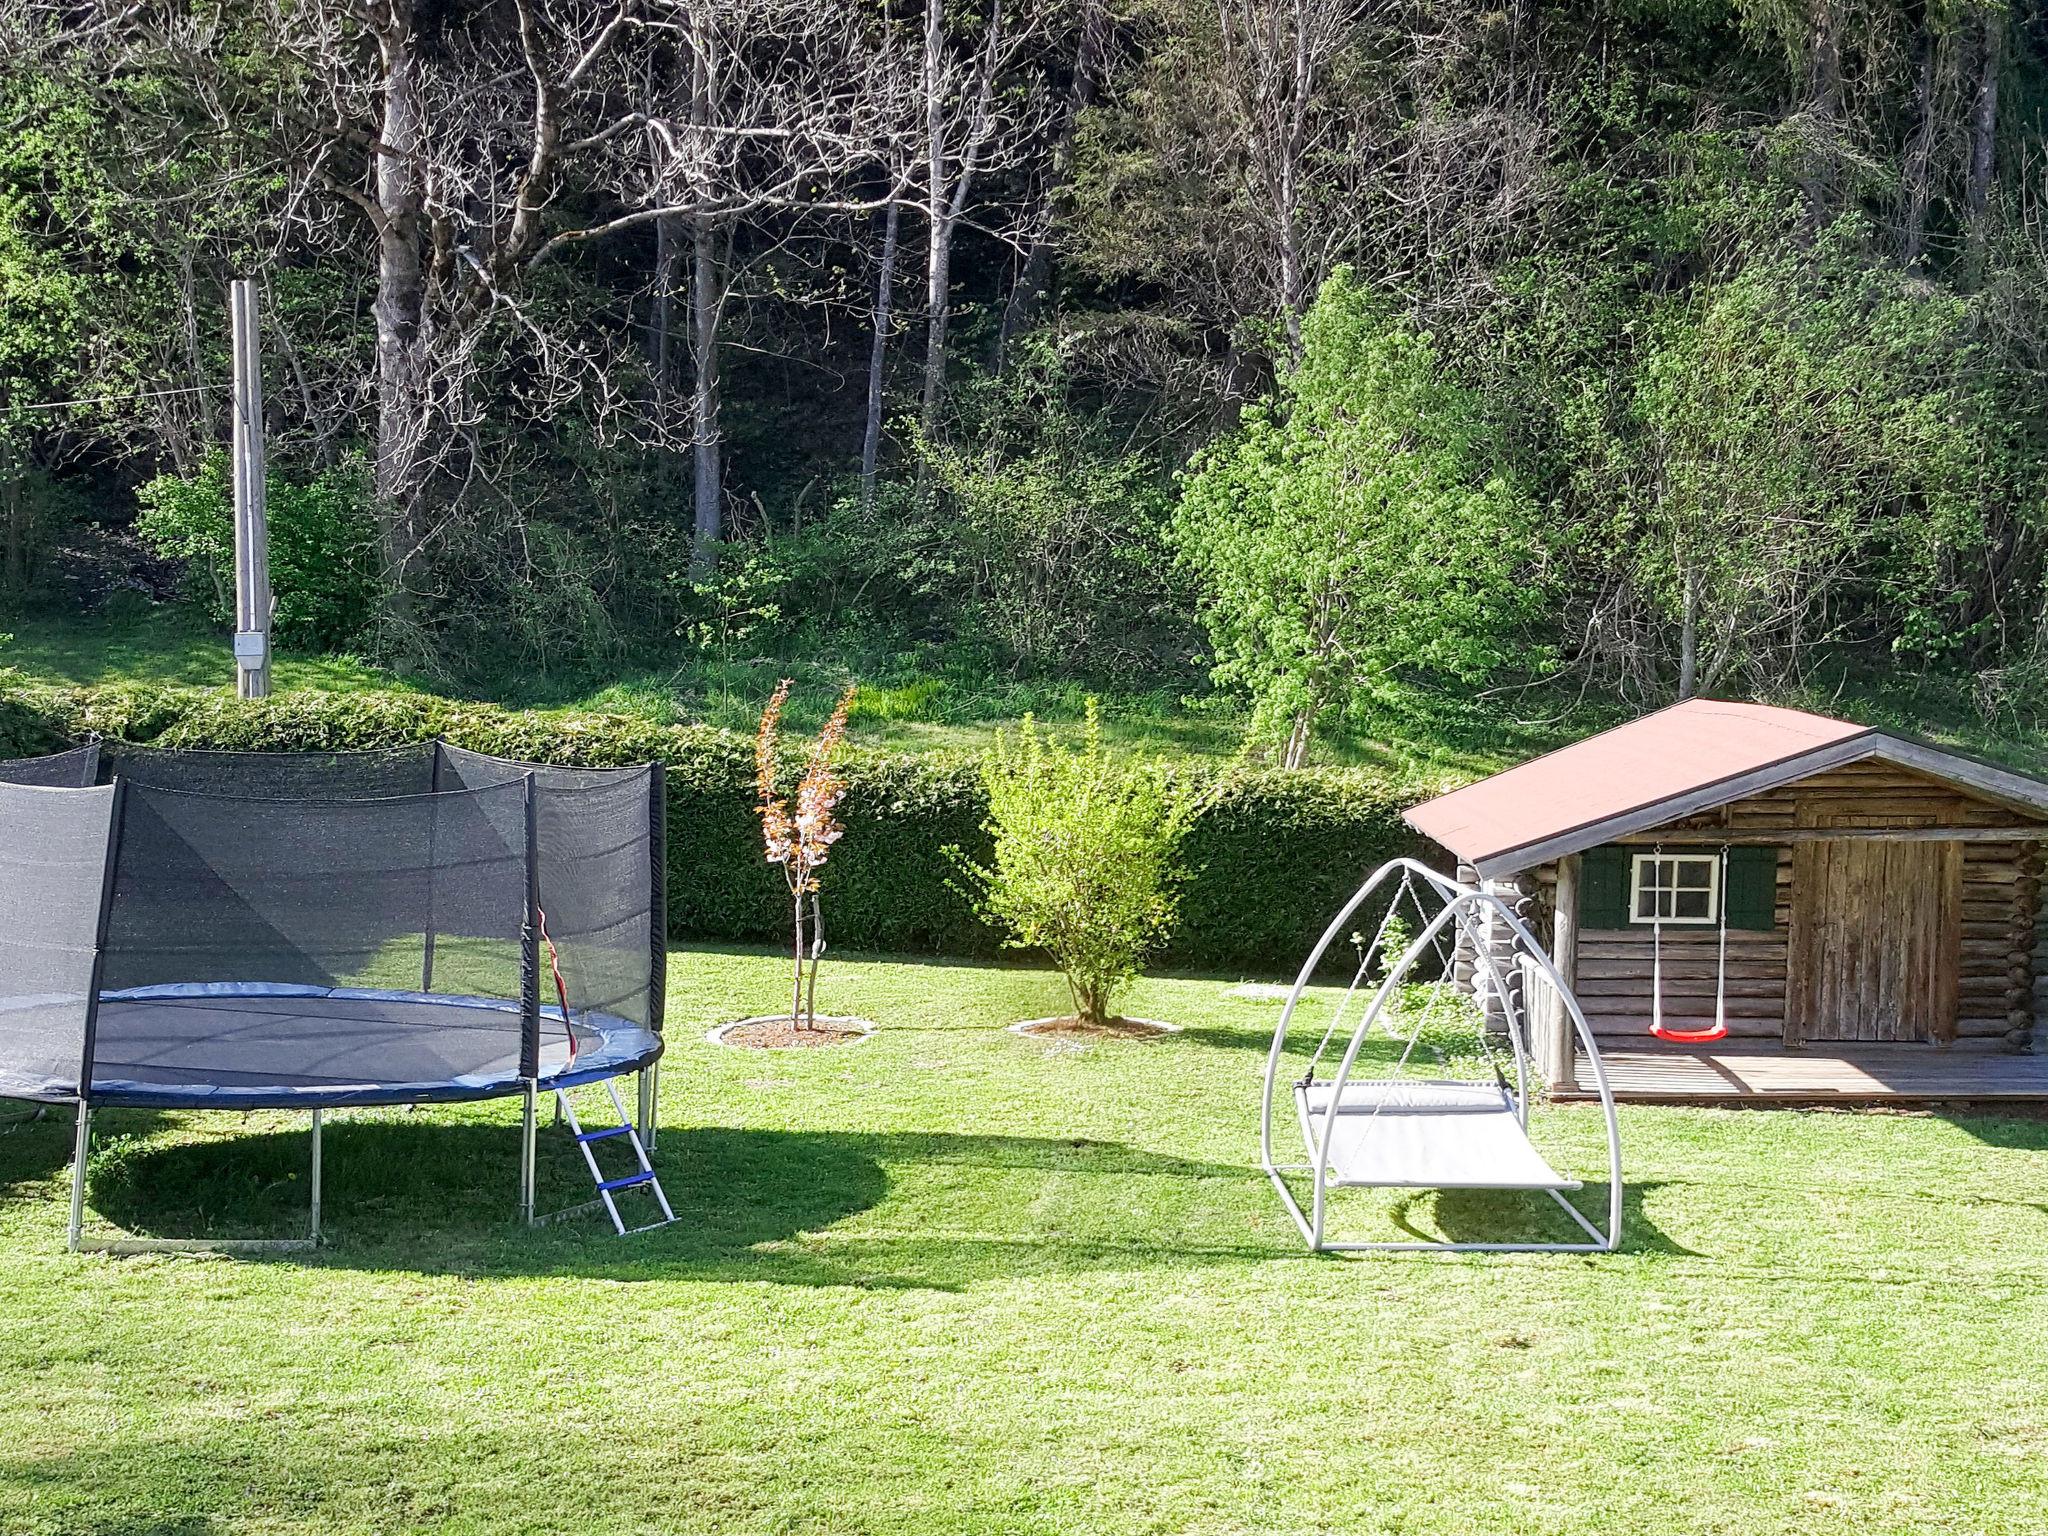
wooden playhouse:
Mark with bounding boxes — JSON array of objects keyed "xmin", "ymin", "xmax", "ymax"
[{"xmin": 1405, "ymin": 699, "xmax": 2048, "ymax": 1102}]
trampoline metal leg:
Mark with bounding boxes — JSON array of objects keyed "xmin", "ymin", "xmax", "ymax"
[
  {"xmin": 519, "ymin": 1082, "xmax": 538, "ymax": 1226},
  {"xmin": 637, "ymin": 1064, "xmax": 657, "ymax": 1150},
  {"xmin": 309, "ymin": 1109, "xmax": 323, "ymax": 1245},
  {"xmin": 68, "ymin": 1103, "xmax": 91, "ymax": 1254}
]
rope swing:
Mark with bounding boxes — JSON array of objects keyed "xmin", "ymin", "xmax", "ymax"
[{"xmin": 1647, "ymin": 844, "xmax": 1730, "ymax": 1045}]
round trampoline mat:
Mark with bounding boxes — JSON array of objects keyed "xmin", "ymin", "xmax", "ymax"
[{"xmin": 87, "ymin": 984, "xmax": 662, "ymax": 1109}]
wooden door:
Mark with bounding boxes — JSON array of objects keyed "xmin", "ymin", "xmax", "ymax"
[{"xmin": 1788, "ymin": 836, "xmax": 1961, "ymax": 1044}]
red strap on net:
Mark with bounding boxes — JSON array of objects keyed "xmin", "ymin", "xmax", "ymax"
[{"xmin": 537, "ymin": 907, "xmax": 578, "ymax": 1066}]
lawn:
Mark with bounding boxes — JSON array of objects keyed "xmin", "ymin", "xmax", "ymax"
[{"xmin": 2, "ymin": 945, "xmax": 2046, "ymax": 1534}]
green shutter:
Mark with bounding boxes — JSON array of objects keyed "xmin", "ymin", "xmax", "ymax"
[
  {"xmin": 1578, "ymin": 845, "xmax": 1630, "ymax": 930},
  {"xmin": 1723, "ymin": 845, "xmax": 1780, "ymax": 931}
]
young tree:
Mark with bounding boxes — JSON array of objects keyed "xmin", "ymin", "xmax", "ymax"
[
  {"xmin": 755, "ymin": 679, "xmax": 856, "ymax": 1032},
  {"xmin": 1173, "ymin": 270, "xmax": 1544, "ymax": 767},
  {"xmin": 951, "ymin": 703, "xmax": 1205, "ymax": 1029}
]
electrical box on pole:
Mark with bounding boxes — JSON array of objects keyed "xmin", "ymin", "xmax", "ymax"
[{"xmin": 230, "ymin": 278, "xmax": 272, "ymax": 699}]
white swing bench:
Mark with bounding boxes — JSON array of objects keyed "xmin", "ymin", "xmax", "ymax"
[{"xmin": 1261, "ymin": 858, "xmax": 1623, "ymax": 1254}]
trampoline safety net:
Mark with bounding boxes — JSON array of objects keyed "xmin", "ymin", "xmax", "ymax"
[
  {"xmin": 0, "ymin": 741, "xmax": 100, "ymax": 788},
  {"xmin": 0, "ymin": 740, "xmax": 664, "ymax": 1106}
]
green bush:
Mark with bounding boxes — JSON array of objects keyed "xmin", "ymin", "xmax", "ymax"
[
  {"xmin": 0, "ymin": 674, "xmax": 1430, "ymax": 973},
  {"xmin": 950, "ymin": 706, "xmax": 1208, "ymax": 1024},
  {"xmin": 134, "ymin": 451, "xmax": 381, "ymax": 649}
]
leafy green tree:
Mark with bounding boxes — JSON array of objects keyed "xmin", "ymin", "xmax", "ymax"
[
  {"xmin": 1595, "ymin": 220, "xmax": 2042, "ymax": 696},
  {"xmin": 135, "ymin": 452, "xmax": 381, "ymax": 649},
  {"xmin": 1172, "ymin": 271, "xmax": 1546, "ymax": 766},
  {"xmin": 950, "ymin": 703, "xmax": 1207, "ymax": 1027}
]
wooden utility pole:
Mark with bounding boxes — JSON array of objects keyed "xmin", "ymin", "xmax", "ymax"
[{"xmin": 230, "ymin": 279, "xmax": 272, "ymax": 698}]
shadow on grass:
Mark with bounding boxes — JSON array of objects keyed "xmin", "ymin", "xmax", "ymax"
[
  {"xmin": 0, "ymin": 1104, "xmax": 170, "ymax": 1196},
  {"xmin": 80, "ymin": 1120, "xmax": 1272, "ymax": 1288},
  {"xmin": 1939, "ymin": 1110, "xmax": 2048, "ymax": 1149},
  {"xmin": 1411, "ymin": 1181, "xmax": 1694, "ymax": 1256}
]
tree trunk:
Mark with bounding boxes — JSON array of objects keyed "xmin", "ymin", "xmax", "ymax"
[
  {"xmin": 802, "ymin": 892, "xmax": 823, "ymax": 1029},
  {"xmin": 371, "ymin": 8, "xmax": 428, "ymax": 623},
  {"xmin": 994, "ymin": 0, "xmax": 1107, "ymax": 370},
  {"xmin": 860, "ymin": 194, "xmax": 901, "ymax": 514},
  {"xmin": 1, "ymin": 446, "xmax": 24, "ymax": 598},
  {"xmin": 689, "ymin": 212, "xmax": 723, "ymax": 578},
  {"xmin": 1900, "ymin": 12, "xmax": 1936, "ymax": 268},
  {"xmin": 921, "ymin": 209, "xmax": 953, "ymax": 441},
  {"xmin": 1799, "ymin": 2, "xmax": 1843, "ymax": 238},
  {"xmin": 652, "ymin": 212, "xmax": 684, "ymax": 571},
  {"xmin": 790, "ymin": 892, "xmax": 806, "ymax": 1027},
  {"xmin": 1965, "ymin": 3, "xmax": 2004, "ymax": 261},
  {"xmin": 920, "ymin": 0, "xmax": 950, "ymax": 440},
  {"xmin": 1678, "ymin": 563, "xmax": 1700, "ymax": 699},
  {"xmin": 1283, "ymin": 708, "xmax": 1312, "ymax": 770}
]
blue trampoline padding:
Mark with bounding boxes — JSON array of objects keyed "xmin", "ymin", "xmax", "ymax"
[{"xmin": 82, "ymin": 983, "xmax": 662, "ymax": 1109}]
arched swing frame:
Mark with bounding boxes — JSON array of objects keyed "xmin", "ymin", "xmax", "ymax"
[{"xmin": 1260, "ymin": 858, "xmax": 1624, "ymax": 1254}]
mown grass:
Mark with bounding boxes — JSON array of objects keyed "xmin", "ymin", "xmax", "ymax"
[{"xmin": 2, "ymin": 944, "xmax": 2046, "ymax": 1534}]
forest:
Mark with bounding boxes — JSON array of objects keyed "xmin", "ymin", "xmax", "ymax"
[{"xmin": 4, "ymin": 0, "xmax": 2048, "ymax": 764}]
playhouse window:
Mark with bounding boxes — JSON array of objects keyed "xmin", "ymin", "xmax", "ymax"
[{"xmin": 1630, "ymin": 853, "xmax": 1719, "ymax": 924}]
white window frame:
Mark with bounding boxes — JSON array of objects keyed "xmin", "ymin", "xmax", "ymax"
[{"xmin": 1629, "ymin": 852, "xmax": 1720, "ymax": 926}]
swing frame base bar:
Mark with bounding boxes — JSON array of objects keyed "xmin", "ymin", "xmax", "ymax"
[{"xmin": 1264, "ymin": 1164, "xmax": 1619, "ymax": 1254}]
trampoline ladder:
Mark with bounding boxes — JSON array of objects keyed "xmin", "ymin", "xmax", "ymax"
[{"xmin": 559, "ymin": 1079, "xmax": 676, "ymax": 1236}]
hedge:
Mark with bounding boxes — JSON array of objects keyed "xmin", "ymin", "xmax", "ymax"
[{"xmin": 0, "ymin": 674, "xmax": 1436, "ymax": 975}]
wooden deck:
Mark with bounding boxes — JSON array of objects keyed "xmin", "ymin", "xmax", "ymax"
[{"xmin": 1557, "ymin": 1044, "xmax": 2048, "ymax": 1103}]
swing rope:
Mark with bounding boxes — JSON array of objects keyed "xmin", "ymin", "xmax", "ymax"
[
  {"xmin": 1647, "ymin": 843, "xmax": 1730, "ymax": 1045},
  {"xmin": 1302, "ymin": 870, "xmax": 1419, "ymax": 1086}
]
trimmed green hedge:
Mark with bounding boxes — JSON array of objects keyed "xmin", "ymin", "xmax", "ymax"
[{"xmin": 0, "ymin": 674, "xmax": 1432, "ymax": 974}]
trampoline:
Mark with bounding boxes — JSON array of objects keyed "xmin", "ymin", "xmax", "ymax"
[{"xmin": 0, "ymin": 739, "xmax": 670, "ymax": 1251}]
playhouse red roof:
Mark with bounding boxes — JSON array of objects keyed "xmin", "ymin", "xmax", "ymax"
[{"xmin": 1404, "ymin": 699, "xmax": 2048, "ymax": 877}]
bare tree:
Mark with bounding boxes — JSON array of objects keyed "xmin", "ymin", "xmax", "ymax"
[
  {"xmin": 860, "ymin": 183, "xmax": 906, "ymax": 513},
  {"xmin": 622, "ymin": 0, "xmax": 915, "ymax": 571},
  {"xmin": 915, "ymin": 0, "xmax": 1051, "ymax": 438},
  {"xmin": 994, "ymin": 0, "xmax": 1109, "ymax": 370},
  {"xmin": 1214, "ymin": 0, "xmax": 1366, "ymax": 357}
]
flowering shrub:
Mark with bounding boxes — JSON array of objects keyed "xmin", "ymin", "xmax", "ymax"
[{"xmin": 756, "ymin": 679, "xmax": 856, "ymax": 1028}]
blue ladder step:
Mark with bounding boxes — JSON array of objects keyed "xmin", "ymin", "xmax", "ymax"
[
  {"xmin": 596, "ymin": 1170, "xmax": 656, "ymax": 1193},
  {"xmin": 576, "ymin": 1125, "xmax": 631, "ymax": 1144}
]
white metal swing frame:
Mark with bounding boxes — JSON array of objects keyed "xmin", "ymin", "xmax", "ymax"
[{"xmin": 1260, "ymin": 858, "xmax": 1623, "ymax": 1254}]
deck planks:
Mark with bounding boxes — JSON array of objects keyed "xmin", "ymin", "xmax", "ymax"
[{"xmin": 1560, "ymin": 1044, "xmax": 2048, "ymax": 1102}]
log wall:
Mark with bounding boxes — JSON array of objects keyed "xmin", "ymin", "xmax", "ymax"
[{"xmin": 1536, "ymin": 759, "xmax": 2046, "ymax": 1051}]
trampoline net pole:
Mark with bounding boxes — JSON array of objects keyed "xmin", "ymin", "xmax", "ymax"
[
  {"xmin": 422, "ymin": 741, "xmax": 442, "ymax": 994},
  {"xmin": 519, "ymin": 773, "xmax": 541, "ymax": 1081}
]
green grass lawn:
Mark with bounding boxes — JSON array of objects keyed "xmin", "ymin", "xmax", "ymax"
[{"xmin": 3, "ymin": 945, "xmax": 2047, "ymax": 1533}]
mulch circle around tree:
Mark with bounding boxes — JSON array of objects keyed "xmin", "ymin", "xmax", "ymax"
[
  {"xmin": 1008, "ymin": 1016, "xmax": 1182, "ymax": 1041},
  {"xmin": 707, "ymin": 1015, "xmax": 875, "ymax": 1050}
]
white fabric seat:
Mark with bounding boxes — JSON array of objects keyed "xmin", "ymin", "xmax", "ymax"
[{"xmin": 1295, "ymin": 1078, "xmax": 1580, "ymax": 1191}]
